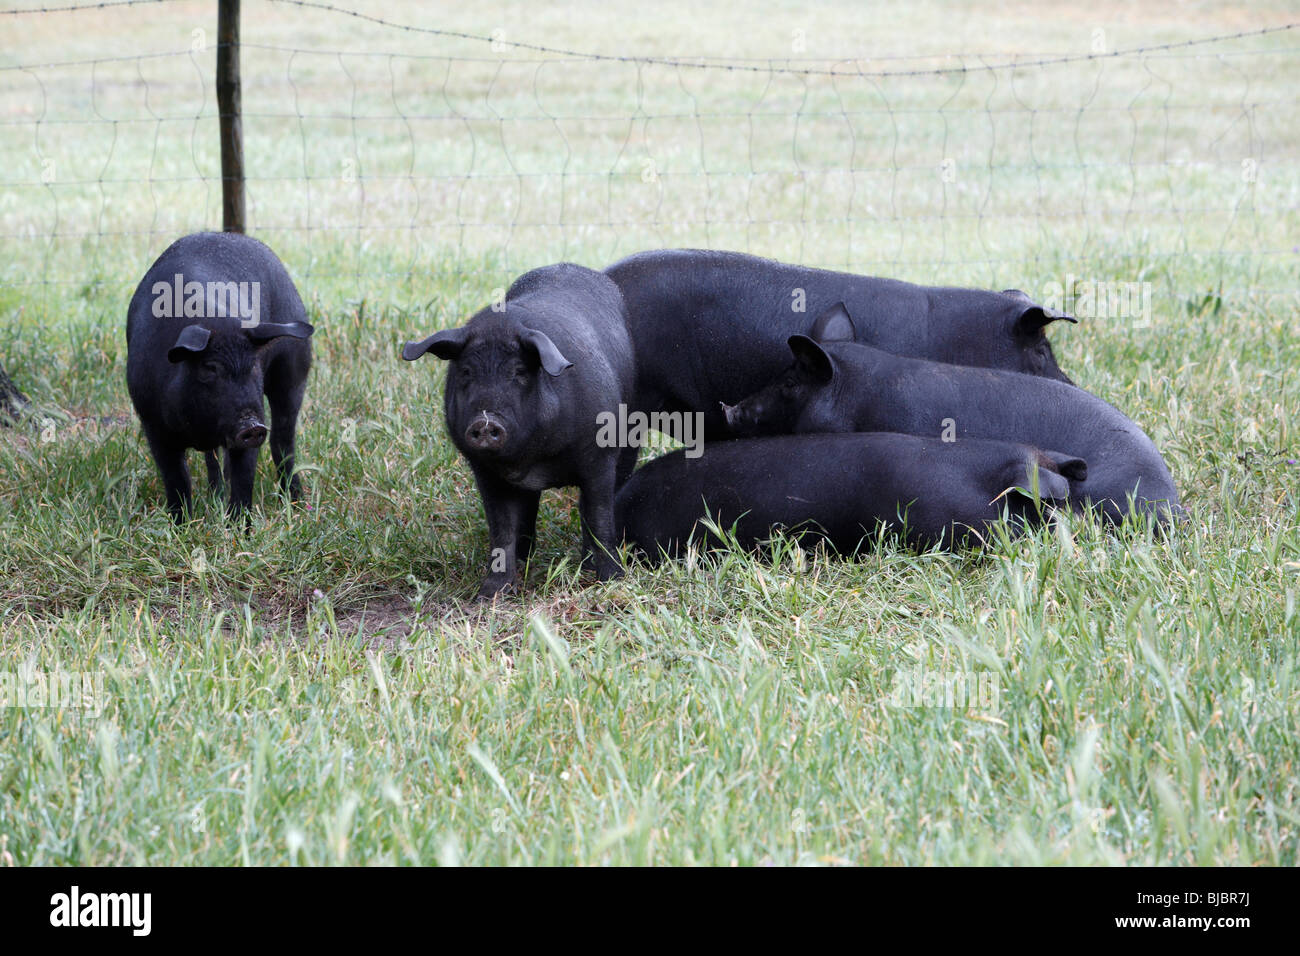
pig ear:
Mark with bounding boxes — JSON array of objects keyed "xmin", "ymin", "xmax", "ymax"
[
  {"xmin": 1009, "ymin": 457, "xmax": 1073, "ymax": 503},
  {"xmin": 520, "ymin": 328, "xmax": 573, "ymax": 376},
  {"xmin": 808, "ymin": 302, "xmax": 856, "ymax": 343},
  {"xmin": 167, "ymin": 324, "xmax": 211, "ymax": 363},
  {"xmin": 1042, "ymin": 450, "xmax": 1088, "ymax": 482},
  {"xmin": 787, "ymin": 334, "xmax": 834, "ymax": 384},
  {"xmin": 1004, "ymin": 290, "xmax": 1077, "ymax": 333},
  {"xmin": 402, "ymin": 327, "xmax": 468, "ymax": 362},
  {"xmin": 248, "ymin": 321, "xmax": 314, "ymax": 342}
]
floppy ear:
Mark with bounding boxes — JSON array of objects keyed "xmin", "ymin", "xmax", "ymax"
[
  {"xmin": 248, "ymin": 321, "xmax": 314, "ymax": 342},
  {"xmin": 1042, "ymin": 450, "xmax": 1087, "ymax": 482},
  {"xmin": 1009, "ymin": 457, "xmax": 1073, "ymax": 503},
  {"xmin": 1003, "ymin": 290, "xmax": 1077, "ymax": 334},
  {"xmin": 167, "ymin": 324, "xmax": 211, "ymax": 363},
  {"xmin": 1017, "ymin": 305, "xmax": 1077, "ymax": 334},
  {"xmin": 402, "ymin": 326, "xmax": 469, "ymax": 362},
  {"xmin": 808, "ymin": 302, "xmax": 856, "ymax": 343},
  {"xmin": 787, "ymin": 334, "xmax": 834, "ymax": 384},
  {"xmin": 519, "ymin": 328, "xmax": 572, "ymax": 376}
]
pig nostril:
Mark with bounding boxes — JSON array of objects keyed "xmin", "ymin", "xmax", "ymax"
[
  {"xmin": 235, "ymin": 424, "xmax": 267, "ymax": 448},
  {"xmin": 466, "ymin": 414, "xmax": 506, "ymax": 449}
]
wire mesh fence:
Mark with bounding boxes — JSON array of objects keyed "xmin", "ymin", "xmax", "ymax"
[{"xmin": 1, "ymin": 0, "xmax": 1297, "ymax": 314}]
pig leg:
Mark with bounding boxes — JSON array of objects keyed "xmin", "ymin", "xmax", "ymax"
[
  {"xmin": 515, "ymin": 489, "xmax": 542, "ymax": 568},
  {"xmin": 615, "ymin": 445, "xmax": 639, "ymax": 489},
  {"xmin": 204, "ymin": 450, "xmax": 224, "ymax": 496},
  {"xmin": 144, "ymin": 426, "xmax": 192, "ymax": 522},
  {"xmin": 578, "ymin": 463, "xmax": 622, "ymax": 580},
  {"xmin": 472, "ymin": 466, "xmax": 540, "ymax": 600},
  {"xmin": 225, "ymin": 446, "xmax": 259, "ymax": 519},
  {"xmin": 266, "ymin": 377, "xmax": 306, "ymax": 500}
]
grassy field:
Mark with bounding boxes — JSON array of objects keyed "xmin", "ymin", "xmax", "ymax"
[{"xmin": 1, "ymin": 0, "xmax": 1299, "ymax": 865}]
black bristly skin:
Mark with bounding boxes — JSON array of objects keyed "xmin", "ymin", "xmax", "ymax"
[
  {"xmin": 125, "ymin": 232, "xmax": 314, "ymax": 524},
  {"xmin": 403, "ymin": 262, "xmax": 636, "ymax": 601},
  {"xmin": 605, "ymin": 249, "xmax": 1076, "ymax": 445},
  {"xmin": 616, "ymin": 432, "xmax": 1088, "ymax": 559},
  {"xmin": 723, "ymin": 330, "xmax": 1183, "ymax": 529}
]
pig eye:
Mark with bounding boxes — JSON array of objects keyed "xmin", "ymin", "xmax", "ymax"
[
  {"xmin": 196, "ymin": 362, "xmax": 221, "ymax": 383},
  {"xmin": 513, "ymin": 363, "xmax": 530, "ymax": 381}
]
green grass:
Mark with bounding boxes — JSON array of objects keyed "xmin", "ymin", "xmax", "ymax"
[{"xmin": 1, "ymin": 0, "xmax": 1299, "ymax": 865}]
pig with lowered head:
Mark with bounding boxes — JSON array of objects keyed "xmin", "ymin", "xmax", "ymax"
[
  {"xmin": 722, "ymin": 303, "xmax": 1181, "ymax": 529},
  {"xmin": 617, "ymin": 432, "xmax": 1087, "ymax": 559},
  {"xmin": 402, "ymin": 263, "xmax": 635, "ymax": 600},
  {"xmin": 605, "ymin": 249, "xmax": 1076, "ymax": 451},
  {"xmin": 126, "ymin": 232, "xmax": 313, "ymax": 521}
]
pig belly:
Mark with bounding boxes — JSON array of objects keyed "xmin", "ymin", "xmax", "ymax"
[{"xmin": 493, "ymin": 459, "xmax": 573, "ymax": 492}]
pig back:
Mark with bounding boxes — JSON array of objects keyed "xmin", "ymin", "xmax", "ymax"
[
  {"xmin": 127, "ymin": 232, "xmax": 307, "ymax": 348},
  {"xmin": 505, "ymin": 263, "xmax": 636, "ymax": 402}
]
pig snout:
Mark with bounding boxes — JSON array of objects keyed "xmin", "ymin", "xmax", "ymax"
[
  {"xmin": 720, "ymin": 401, "xmax": 755, "ymax": 434},
  {"xmin": 465, "ymin": 411, "xmax": 508, "ymax": 452},
  {"xmin": 231, "ymin": 419, "xmax": 268, "ymax": 449}
]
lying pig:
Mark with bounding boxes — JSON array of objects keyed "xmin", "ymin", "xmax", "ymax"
[
  {"xmin": 617, "ymin": 432, "xmax": 1086, "ymax": 558},
  {"xmin": 126, "ymin": 232, "xmax": 314, "ymax": 521},
  {"xmin": 402, "ymin": 263, "xmax": 635, "ymax": 600},
  {"xmin": 722, "ymin": 304, "xmax": 1181, "ymax": 528},
  {"xmin": 605, "ymin": 249, "xmax": 1074, "ymax": 447}
]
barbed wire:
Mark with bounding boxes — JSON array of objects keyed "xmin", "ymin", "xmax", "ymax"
[
  {"xmin": 257, "ymin": 1, "xmax": 1300, "ymax": 79},
  {"xmin": 5, "ymin": 0, "xmax": 1297, "ymax": 77},
  {"xmin": 0, "ymin": 0, "xmax": 180, "ymax": 15}
]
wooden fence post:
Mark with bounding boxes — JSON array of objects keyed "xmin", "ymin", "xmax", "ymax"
[{"xmin": 217, "ymin": 0, "xmax": 245, "ymax": 233}]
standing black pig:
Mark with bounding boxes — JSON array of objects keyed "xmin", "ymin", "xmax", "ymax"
[
  {"xmin": 401, "ymin": 263, "xmax": 635, "ymax": 600},
  {"xmin": 617, "ymin": 433, "xmax": 1086, "ymax": 558},
  {"xmin": 605, "ymin": 249, "xmax": 1075, "ymax": 445},
  {"xmin": 722, "ymin": 304, "xmax": 1181, "ymax": 528},
  {"xmin": 126, "ymin": 232, "xmax": 313, "ymax": 521}
]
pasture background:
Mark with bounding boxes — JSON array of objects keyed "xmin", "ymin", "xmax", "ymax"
[{"xmin": 0, "ymin": 0, "xmax": 1298, "ymax": 865}]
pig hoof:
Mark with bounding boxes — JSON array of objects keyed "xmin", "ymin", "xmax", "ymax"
[{"xmin": 473, "ymin": 578, "xmax": 518, "ymax": 602}]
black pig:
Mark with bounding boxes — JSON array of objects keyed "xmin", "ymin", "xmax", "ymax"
[
  {"xmin": 723, "ymin": 304, "xmax": 1181, "ymax": 528},
  {"xmin": 402, "ymin": 263, "xmax": 635, "ymax": 600},
  {"xmin": 605, "ymin": 249, "xmax": 1075, "ymax": 449},
  {"xmin": 617, "ymin": 432, "xmax": 1086, "ymax": 558},
  {"xmin": 126, "ymin": 232, "xmax": 313, "ymax": 521}
]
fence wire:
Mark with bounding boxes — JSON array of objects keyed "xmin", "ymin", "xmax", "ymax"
[{"xmin": 1, "ymin": 0, "xmax": 1296, "ymax": 312}]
